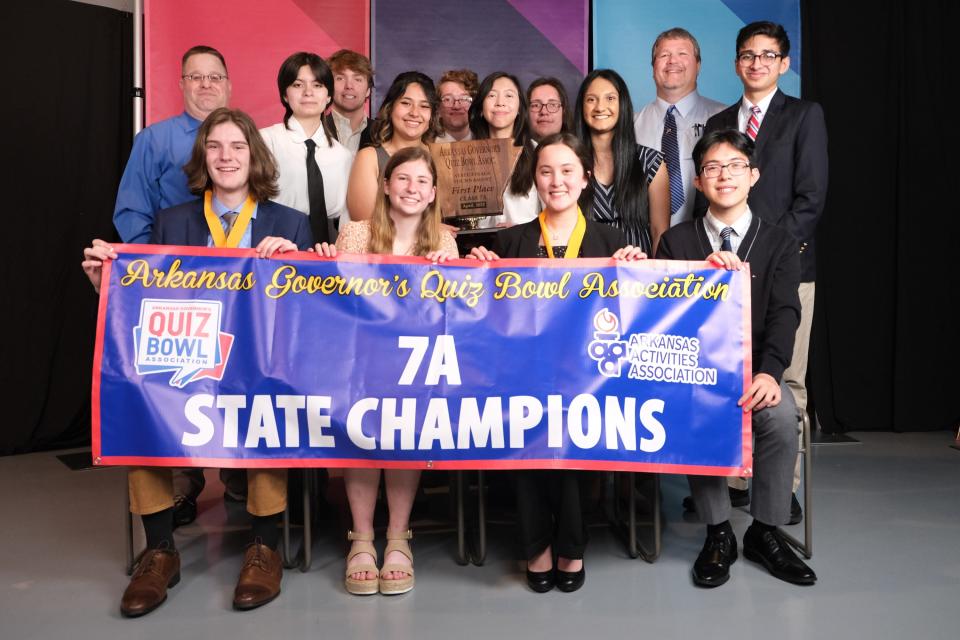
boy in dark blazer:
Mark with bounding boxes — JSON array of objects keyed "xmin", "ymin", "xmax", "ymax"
[
  {"xmin": 83, "ymin": 108, "xmax": 311, "ymax": 616},
  {"xmin": 658, "ymin": 129, "xmax": 816, "ymax": 587}
]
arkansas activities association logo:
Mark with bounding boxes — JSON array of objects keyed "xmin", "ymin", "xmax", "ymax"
[{"xmin": 133, "ymin": 299, "xmax": 234, "ymax": 388}]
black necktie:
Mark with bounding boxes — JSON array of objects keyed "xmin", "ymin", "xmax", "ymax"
[
  {"xmin": 304, "ymin": 138, "xmax": 329, "ymax": 244},
  {"xmin": 720, "ymin": 226, "xmax": 734, "ymax": 252}
]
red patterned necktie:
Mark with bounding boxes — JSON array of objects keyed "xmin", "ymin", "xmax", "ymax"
[{"xmin": 746, "ymin": 105, "xmax": 762, "ymax": 141}]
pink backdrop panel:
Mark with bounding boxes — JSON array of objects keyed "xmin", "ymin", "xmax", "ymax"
[{"xmin": 145, "ymin": 0, "xmax": 369, "ymax": 127}]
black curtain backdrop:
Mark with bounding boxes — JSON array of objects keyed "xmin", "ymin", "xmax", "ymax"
[
  {"xmin": 3, "ymin": 1, "xmax": 131, "ymax": 454},
  {"xmin": 803, "ymin": 0, "xmax": 960, "ymax": 433},
  {"xmin": 2, "ymin": 1, "xmax": 956, "ymax": 453}
]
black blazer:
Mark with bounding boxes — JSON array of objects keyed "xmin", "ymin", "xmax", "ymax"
[
  {"xmin": 492, "ymin": 217, "xmax": 627, "ymax": 259},
  {"xmin": 656, "ymin": 216, "xmax": 800, "ymax": 381},
  {"xmin": 693, "ymin": 89, "xmax": 828, "ymax": 281},
  {"xmin": 149, "ymin": 199, "xmax": 314, "ymax": 250},
  {"xmin": 323, "ymin": 113, "xmax": 376, "ymax": 151}
]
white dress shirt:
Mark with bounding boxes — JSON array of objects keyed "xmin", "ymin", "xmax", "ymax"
[
  {"xmin": 634, "ymin": 90, "xmax": 725, "ymax": 225},
  {"xmin": 436, "ymin": 130, "xmax": 473, "ymax": 143},
  {"xmin": 259, "ymin": 118, "xmax": 353, "ymax": 220},
  {"xmin": 329, "ymin": 109, "xmax": 369, "ymax": 155},
  {"xmin": 737, "ymin": 90, "xmax": 777, "ymax": 134},
  {"xmin": 704, "ymin": 207, "xmax": 753, "ymax": 253}
]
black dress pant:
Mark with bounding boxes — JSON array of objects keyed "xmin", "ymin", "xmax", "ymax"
[{"xmin": 515, "ymin": 470, "xmax": 590, "ymax": 560}]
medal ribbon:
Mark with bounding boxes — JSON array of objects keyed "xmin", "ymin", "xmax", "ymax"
[
  {"xmin": 538, "ymin": 207, "xmax": 586, "ymax": 259},
  {"xmin": 203, "ymin": 190, "xmax": 255, "ymax": 248}
]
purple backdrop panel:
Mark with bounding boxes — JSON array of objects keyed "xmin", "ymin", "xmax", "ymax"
[{"xmin": 372, "ymin": 0, "xmax": 587, "ymax": 109}]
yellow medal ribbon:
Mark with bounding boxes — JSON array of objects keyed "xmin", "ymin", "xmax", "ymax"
[
  {"xmin": 538, "ymin": 207, "xmax": 586, "ymax": 259},
  {"xmin": 203, "ymin": 190, "xmax": 256, "ymax": 248}
]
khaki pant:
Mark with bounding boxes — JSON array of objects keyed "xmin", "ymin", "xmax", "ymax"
[
  {"xmin": 731, "ymin": 282, "xmax": 814, "ymax": 493},
  {"xmin": 128, "ymin": 467, "xmax": 287, "ymax": 517}
]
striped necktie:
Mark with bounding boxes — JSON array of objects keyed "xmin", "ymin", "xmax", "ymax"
[
  {"xmin": 746, "ymin": 105, "xmax": 762, "ymax": 141},
  {"xmin": 720, "ymin": 226, "xmax": 734, "ymax": 252},
  {"xmin": 661, "ymin": 105, "xmax": 684, "ymax": 215},
  {"xmin": 222, "ymin": 212, "xmax": 238, "ymax": 236}
]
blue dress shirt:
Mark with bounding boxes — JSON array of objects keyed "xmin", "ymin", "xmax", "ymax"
[{"xmin": 113, "ymin": 112, "xmax": 201, "ymax": 243}]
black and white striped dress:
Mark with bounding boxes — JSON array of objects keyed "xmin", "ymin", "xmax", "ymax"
[{"xmin": 591, "ymin": 144, "xmax": 662, "ymax": 253}]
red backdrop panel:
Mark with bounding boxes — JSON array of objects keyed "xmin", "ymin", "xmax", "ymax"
[{"xmin": 145, "ymin": 0, "xmax": 369, "ymax": 127}]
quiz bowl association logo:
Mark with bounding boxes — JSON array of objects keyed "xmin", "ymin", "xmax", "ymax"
[
  {"xmin": 587, "ymin": 308, "xmax": 627, "ymax": 377},
  {"xmin": 133, "ymin": 299, "xmax": 234, "ymax": 388}
]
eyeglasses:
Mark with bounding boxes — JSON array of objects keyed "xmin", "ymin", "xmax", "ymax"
[
  {"xmin": 182, "ymin": 73, "xmax": 228, "ymax": 84},
  {"xmin": 736, "ymin": 51, "xmax": 783, "ymax": 66},
  {"xmin": 440, "ymin": 95, "xmax": 473, "ymax": 107},
  {"xmin": 699, "ymin": 160, "xmax": 751, "ymax": 178},
  {"xmin": 530, "ymin": 101, "xmax": 562, "ymax": 113}
]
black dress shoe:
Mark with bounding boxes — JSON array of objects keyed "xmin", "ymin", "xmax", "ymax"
[
  {"xmin": 172, "ymin": 494, "xmax": 197, "ymax": 529},
  {"xmin": 788, "ymin": 493, "xmax": 803, "ymax": 525},
  {"xmin": 555, "ymin": 566, "xmax": 585, "ymax": 593},
  {"xmin": 742, "ymin": 525, "xmax": 816, "ymax": 585},
  {"xmin": 692, "ymin": 529, "xmax": 737, "ymax": 587},
  {"xmin": 526, "ymin": 567, "xmax": 555, "ymax": 593}
]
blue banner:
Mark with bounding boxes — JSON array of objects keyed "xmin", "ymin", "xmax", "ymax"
[{"xmin": 93, "ymin": 246, "xmax": 752, "ymax": 476}]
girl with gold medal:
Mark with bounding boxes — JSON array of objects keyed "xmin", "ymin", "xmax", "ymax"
[{"xmin": 468, "ymin": 132, "xmax": 646, "ymax": 593}]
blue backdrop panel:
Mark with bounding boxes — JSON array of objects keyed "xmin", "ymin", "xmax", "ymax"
[{"xmin": 593, "ymin": 0, "xmax": 801, "ymax": 110}]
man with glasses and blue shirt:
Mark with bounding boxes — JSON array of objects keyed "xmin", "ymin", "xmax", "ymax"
[
  {"xmin": 114, "ymin": 45, "xmax": 231, "ymax": 244},
  {"xmin": 658, "ymin": 129, "xmax": 816, "ymax": 588},
  {"xmin": 694, "ymin": 21, "xmax": 828, "ymax": 525},
  {"xmin": 635, "ymin": 28, "xmax": 724, "ymax": 226}
]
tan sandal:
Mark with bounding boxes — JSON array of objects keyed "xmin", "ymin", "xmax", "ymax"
[
  {"xmin": 379, "ymin": 529, "xmax": 415, "ymax": 595},
  {"xmin": 345, "ymin": 530, "xmax": 379, "ymax": 595}
]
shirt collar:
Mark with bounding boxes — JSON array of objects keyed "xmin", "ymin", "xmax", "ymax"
[
  {"xmin": 212, "ymin": 195, "xmax": 259, "ymax": 218},
  {"xmin": 741, "ymin": 89, "xmax": 777, "ymax": 118},
  {"xmin": 180, "ymin": 111, "xmax": 202, "ymax": 133},
  {"xmin": 656, "ymin": 90, "xmax": 700, "ymax": 119},
  {"xmin": 285, "ymin": 116, "xmax": 328, "ymax": 145},
  {"xmin": 705, "ymin": 206, "xmax": 752, "ymax": 239},
  {"xmin": 330, "ymin": 108, "xmax": 367, "ymax": 134}
]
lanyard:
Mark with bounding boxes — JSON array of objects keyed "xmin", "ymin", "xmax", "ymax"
[
  {"xmin": 538, "ymin": 208, "xmax": 586, "ymax": 259},
  {"xmin": 203, "ymin": 190, "xmax": 255, "ymax": 248}
]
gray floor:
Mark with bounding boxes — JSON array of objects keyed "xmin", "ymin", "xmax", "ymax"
[{"xmin": 2, "ymin": 431, "xmax": 958, "ymax": 640}]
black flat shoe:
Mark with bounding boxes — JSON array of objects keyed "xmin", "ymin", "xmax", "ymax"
[
  {"xmin": 172, "ymin": 494, "xmax": 197, "ymax": 529},
  {"xmin": 526, "ymin": 568, "xmax": 555, "ymax": 593},
  {"xmin": 555, "ymin": 566, "xmax": 585, "ymax": 593},
  {"xmin": 788, "ymin": 493, "xmax": 803, "ymax": 525}
]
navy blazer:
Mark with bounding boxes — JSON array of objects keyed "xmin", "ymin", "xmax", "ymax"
[
  {"xmin": 657, "ymin": 216, "xmax": 800, "ymax": 381},
  {"xmin": 149, "ymin": 198, "xmax": 313, "ymax": 250},
  {"xmin": 693, "ymin": 90, "xmax": 828, "ymax": 281},
  {"xmin": 492, "ymin": 217, "xmax": 627, "ymax": 259}
]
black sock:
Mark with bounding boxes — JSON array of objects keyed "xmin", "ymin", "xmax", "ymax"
[
  {"xmin": 750, "ymin": 519, "xmax": 776, "ymax": 533},
  {"xmin": 250, "ymin": 513, "xmax": 282, "ymax": 550},
  {"xmin": 142, "ymin": 509, "xmax": 175, "ymax": 550},
  {"xmin": 707, "ymin": 520, "xmax": 734, "ymax": 537}
]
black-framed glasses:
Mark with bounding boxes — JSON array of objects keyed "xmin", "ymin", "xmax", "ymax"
[
  {"xmin": 182, "ymin": 73, "xmax": 228, "ymax": 84},
  {"xmin": 440, "ymin": 95, "xmax": 473, "ymax": 107},
  {"xmin": 736, "ymin": 51, "xmax": 783, "ymax": 66},
  {"xmin": 530, "ymin": 101, "xmax": 562, "ymax": 113},
  {"xmin": 699, "ymin": 160, "xmax": 751, "ymax": 178}
]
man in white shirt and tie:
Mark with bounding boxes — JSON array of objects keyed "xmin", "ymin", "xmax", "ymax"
[{"xmin": 634, "ymin": 28, "xmax": 724, "ymax": 226}]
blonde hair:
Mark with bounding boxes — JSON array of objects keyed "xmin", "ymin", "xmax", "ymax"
[{"xmin": 368, "ymin": 147, "xmax": 444, "ymax": 256}]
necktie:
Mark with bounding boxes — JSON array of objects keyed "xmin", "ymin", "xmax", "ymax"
[
  {"xmin": 720, "ymin": 226, "xmax": 734, "ymax": 252},
  {"xmin": 222, "ymin": 212, "xmax": 238, "ymax": 237},
  {"xmin": 662, "ymin": 105, "xmax": 684, "ymax": 216},
  {"xmin": 746, "ymin": 105, "xmax": 762, "ymax": 141},
  {"xmin": 304, "ymin": 138, "xmax": 330, "ymax": 244}
]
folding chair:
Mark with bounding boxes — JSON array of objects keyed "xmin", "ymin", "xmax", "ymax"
[{"xmin": 777, "ymin": 408, "xmax": 813, "ymax": 558}]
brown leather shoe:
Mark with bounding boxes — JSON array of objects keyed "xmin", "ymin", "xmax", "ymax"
[
  {"xmin": 233, "ymin": 542, "xmax": 283, "ymax": 610},
  {"xmin": 120, "ymin": 547, "xmax": 181, "ymax": 617}
]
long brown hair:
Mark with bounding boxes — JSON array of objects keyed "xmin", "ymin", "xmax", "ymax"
[
  {"xmin": 368, "ymin": 146, "xmax": 444, "ymax": 256},
  {"xmin": 185, "ymin": 107, "xmax": 279, "ymax": 201},
  {"xmin": 370, "ymin": 72, "xmax": 440, "ymax": 147}
]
